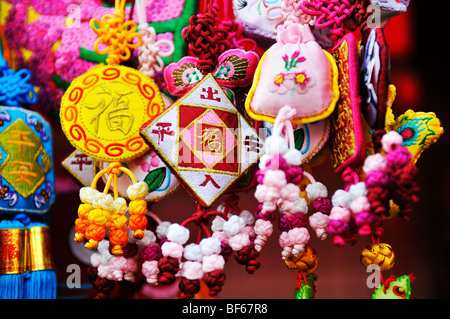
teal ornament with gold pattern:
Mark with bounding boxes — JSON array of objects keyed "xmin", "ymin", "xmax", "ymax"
[{"xmin": 0, "ymin": 106, "xmax": 55, "ymax": 214}]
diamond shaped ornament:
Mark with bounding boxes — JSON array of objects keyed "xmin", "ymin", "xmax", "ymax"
[
  {"xmin": 141, "ymin": 74, "xmax": 263, "ymax": 206},
  {"xmin": 62, "ymin": 150, "xmax": 97, "ymax": 187}
]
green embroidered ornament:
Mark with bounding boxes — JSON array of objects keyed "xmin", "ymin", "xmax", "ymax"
[{"xmin": 372, "ymin": 274, "xmax": 415, "ymax": 299}]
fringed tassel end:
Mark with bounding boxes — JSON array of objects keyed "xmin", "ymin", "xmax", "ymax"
[
  {"xmin": 0, "ymin": 273, "xmax": 26, "ymax": 299},
  {"xmin": 0, "ymin": 219, "xmax": 27, "ymax": 299},
  {"xmin": 24, "ymin": 269, "xmax": 57, "ymax": 299}
]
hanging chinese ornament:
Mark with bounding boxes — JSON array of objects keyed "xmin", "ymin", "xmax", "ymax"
[
  {"xmin": 136, "ymin": 0, "xmax": 268, "ymax": 298},
  {"xmin": 60, "ymin": 0, "xmax": 165, "ymax": 257},
  {"xmin": 242, "ymin": 0, "xmax": 342, "ymax": 297},
  {"xmin": 360, "ymin": 238, "xmax": 415, "ymax": 299},
  {"xmin": 0, "ymin": 48, "xmax": 57, "ymax": 299}
]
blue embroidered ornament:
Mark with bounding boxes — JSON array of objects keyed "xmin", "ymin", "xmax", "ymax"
[
  {"xmin": 0, "ymin": 50, "xmax": 56, "ymax": 299},
  {"xmin": 0, "ymin": 107, "xmax": 55, "ymax": 213}
]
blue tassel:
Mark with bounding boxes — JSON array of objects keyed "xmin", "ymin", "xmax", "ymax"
[
  {"xmin": 24, "ymin": 221, "xmax": 57, "ymax": 299},
  {"xmin": 0, "ymin": 219, "xmax": 27, "ymax": 299},
  {"xmin": 24, "ymin": 267, "xmax": 57, "ymax": 299}
]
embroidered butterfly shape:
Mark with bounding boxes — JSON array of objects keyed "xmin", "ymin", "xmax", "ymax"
[{"xmin": 164, "ymin": 48, "xmax": 260, "ymax": 97}]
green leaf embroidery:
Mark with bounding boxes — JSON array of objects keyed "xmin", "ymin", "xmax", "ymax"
[
  {"xmin": 294, "ymin": 128, "xmax": 305, "ymax": 151},
  {"xmin": 144, "ymin": 167, "xmax": 166, "ymax": 193}
]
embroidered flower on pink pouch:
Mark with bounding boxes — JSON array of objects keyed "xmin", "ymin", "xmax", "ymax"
[
  {"xmin": 293, "ymin": 71, "xmax": 315, "ymax": 93},
  {"xmin": 282, "ymin": 51, "xmax": 306, "ymax": 71},
  {"xmin": 269, "ymin": 71, "xmax": 315, "ymax": 95}
]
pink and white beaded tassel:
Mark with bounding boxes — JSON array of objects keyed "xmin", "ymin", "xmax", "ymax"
[{"xmin": 254, "ymin": 106, "xmax": 331, "ymax": 260}]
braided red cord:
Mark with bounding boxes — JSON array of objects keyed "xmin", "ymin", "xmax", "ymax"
[
  {"xmin": 182, "ymin": 0, "xmax": 257, "ymax": 74},
  {"xmin": 203, "ymin": 270, "xmax": 226, "ymax": 296},
  {"xmin": 235, "ymin": 245, "xmax": 260, "ymax": 274},
  {"xmin": 353, "ymin": 0, "xmax": 372, "ymax": 32},
  {"xmin": 157, "ymin": 256, "xmax": 180, "ymax": 285},
  {"xmin": 211, "ymin": 2, "xmax": 257, "ymax": 52},
  {"xmin": 179, "ymin": 278, "xmax": 201, "ymax": 299},
  {"xmin": 87, "ymin": 266, "xmax": 116, "ymax": 299}
]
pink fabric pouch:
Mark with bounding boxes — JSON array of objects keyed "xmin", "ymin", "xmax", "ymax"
[{"xmin": 245, "ymin": 23, "xmax": 339, "ymax": 125}]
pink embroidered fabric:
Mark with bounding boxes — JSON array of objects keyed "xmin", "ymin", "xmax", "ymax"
[{"xmin": 246, "ymin": 23, "xmax": 337, "ymax": 123}]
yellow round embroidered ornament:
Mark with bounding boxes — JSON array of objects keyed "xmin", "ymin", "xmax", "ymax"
[{"xmin": 60, "ymin": 64, "xmax": 164, "ymax": 162}]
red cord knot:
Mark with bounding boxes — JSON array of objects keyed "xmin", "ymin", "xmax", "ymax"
[
  {"xmin": 301, "ymin": 0, "xmax": 358, "ymax": 42},
  {"xmin": 190, "ymin": 206, "xmax": 212, "ymax": 226},
  {"xmin": 182, "ymin": 11, "xmax": 222, "ymax": 74}
]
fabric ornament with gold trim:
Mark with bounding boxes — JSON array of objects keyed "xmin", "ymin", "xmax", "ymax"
[
  {"xmin": 245, "ymin": 16, "xmax": 339, "ymax": 124},
  {"xmin": 141, "ymin": 74, "xmax": 263, "ymax": 207},
  {"xmin": 160, "ymin": 5, "xmax": 263, "ymax": 199},
  {"xmin": 385, "ymin": 106, "xmax": 444, "ymax": 165},
  {"xmin": 60, "ymin": 0, "xmax": 165, "ymax": 258},
  {"xmin": 0, "ymin": 106, "xmax": 55, "ymax": 214},
  {"xmin": 330, "ymin": 32, "xmax": 366, "ymax": 174}
]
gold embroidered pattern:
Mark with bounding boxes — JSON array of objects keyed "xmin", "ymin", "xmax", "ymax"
[
  {"xmin": 0, "ymin": 119, "xmax": 45, "ymax": 198},
  {"xmin": 60, "ymin": 64, "xmax": 165, "ymax": 162},
  {"xmin": 330, "ymin": 38, "xmax": 358, "ymax": 171},
  {"xmin": 0, "ymin": 228, "xmax": 27, "ymax": 275}
]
